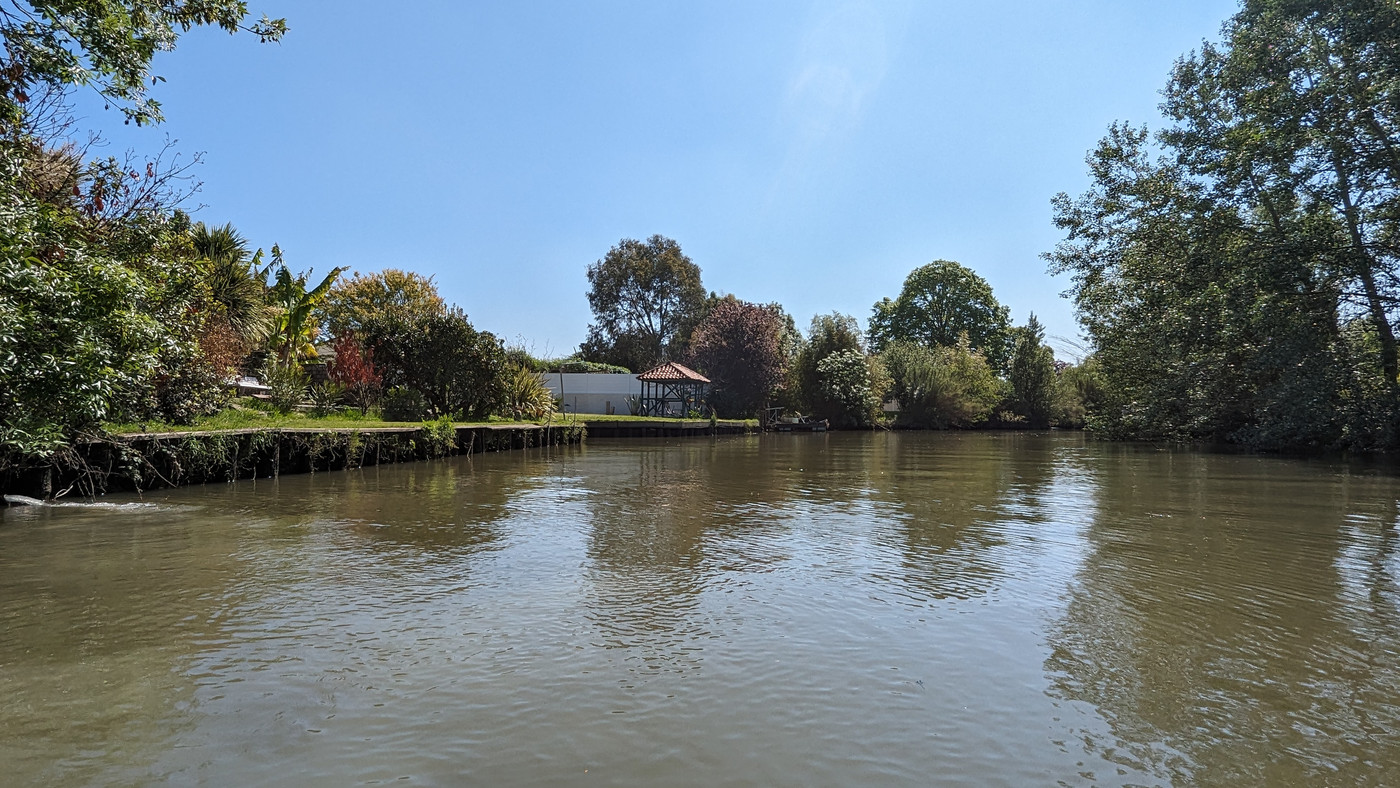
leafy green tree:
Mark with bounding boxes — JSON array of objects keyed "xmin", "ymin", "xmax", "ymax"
[
  {"xmin": 687, "ymin": 297, "xmax": 789, "ymax": 417},
  {"xmin": 813, "ymin": 349, "xmax": 887, "ymax": 428},
  {"xmin": 0, "ymin": 1, "xmax": 286, "ymax": 473},
  {"xmin": 868, "ymin": 260, "xmax": 1011, "ymax": 368},
  {"xmin": 362, "ymin": 308, "xmax": 508, "ymax": 419},
  {"xmin": 1007, "ymin": 314, "xmax": 1056, "ymax": 428},
  {"xmin": 1162, "ymin": 0, "xmax": 1400, "ymax": 390},
  {"xmin": 1049, "ymin": 122, "xmax": 1353, "ymax": 447},
  {"xmin": 0, "ymin": 154, "xmax": 225, "ymax": 460},
  {"xmin": 792, "ymin": 311, "xmax": 864, "ymax": 412},
  {"xmin": 787, "ymin": 312, "xmax": 887, "ymax": 425},
  {"xmin": 0, "ymin": 1, "xmax": 286, "ymax": 128},
  {"xmin": 321, "ymin": 268, "xmax": 446, "ymax": 340},
  {"xmin": 881, "ymin": 337, "xmax": 1004, "ymax": 429},
  {"xmin": 581, "ymin": 235, "xmax": 706, "ymax": 371},
  {"xmin": 1053, "ymin": 357, "xmax": 1105, "ymax": 429}
]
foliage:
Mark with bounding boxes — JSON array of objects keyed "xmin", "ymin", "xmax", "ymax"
[
  {"xmin": 0, "ymin": 1, "xmax": 289, "ymax": 471},
  {"xmin": 420, "ymin": 416, "xmax": 457, "ymax": 458},
  {"xmin": 362, "ymin": 307, "xmax": 509, "ymax": 419},
  {"xmin": 0, "ymin": 146, "xmax": 218, "ymax": 462},
  {"xmin": 327, "ymin": 335, "xmax": 382, "ymax": 415},
  {"xmin": 812, "ymin": 349, "xmax": 888, "ymax": 428},
  {"xmin": 263, "ymin": 359, "xmax": 308, "ymax": 414},
  {"xmin": 380, "ymin": 387, "xmax": 428, "ymax": 422},
  {"xmin": 868, "ymin": 260, "xmax": 1011, "ymax": 368},
  {"xmin": 881, "ymin": 337, "xmax": 1004, "ymax": 428},
  {"xmin": 308, "ymin": 382, "xmax": 344, "ymax": 418},
  {"xmin": 0, "ymin": 1, "xmax": 286, "ymax": 128},
  {"xmin": 258, "ymin": 246, "xmax": 346, "ymax": 363},
  {"xmin": 501, "ymin": 364, "xmax": 557, "ymax": 422},
  {"xmin": 192, "ymin": 221, "xmax": 268, "ymax": 344},
  {"xmin": 1053, "ymin": 358, "xmax": 1106, "ymax": 429},
  {"xmin": 555, "ymin": 358, "xmax": 632, "ymax": 374},
  {"xmin": 791, "ymin": 312, "xmax": 864, "ymax": 414},
  {"xmin": 522, "ymin": 354, "xmax": 632, "ymax": 374},
  {"xmin": 321, "ymin": 268, "xmax": 445, "ymax": 340},
  {"xmin": 581, "ymin": 235, "xmax": 706, "ymax": 371},
  {"xmin": 1007, "ymin": 314, "xmax": 1056, "ymax": 428},
  {"xmin": 1047, "ymin": 0, "xmax": 1400, "ymax": 451},
  {"xmin": 688, "ymin": 296, "xmax": 789, "ymax": 417}
]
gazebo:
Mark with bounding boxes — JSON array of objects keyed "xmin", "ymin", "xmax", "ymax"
[{"xmin": 637, "ymin": 361, "xmax": 711, "ymax": 418}]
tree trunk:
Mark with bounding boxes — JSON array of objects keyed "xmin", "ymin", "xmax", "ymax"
[{"xmin": 1333, "ymin": 153, "xmax": 1400, "ymax": 388}]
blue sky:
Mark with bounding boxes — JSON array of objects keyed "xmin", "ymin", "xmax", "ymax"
[{"xmin": 83, "ymin": 0, "xmax": 1240, "ymax": 360}]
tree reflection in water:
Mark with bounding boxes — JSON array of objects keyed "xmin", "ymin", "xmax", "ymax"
[
  {"xmin": 861, "ymin": 432, "xmax": 1059, "ymax": 603},
  {"xmin": 1044, "ymin": 447, "xmax": 1400, "ymax": 785}
]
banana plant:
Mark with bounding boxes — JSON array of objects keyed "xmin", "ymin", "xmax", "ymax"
[{"xmin": 256, "ymin": 245, "xmax": 347, "ymax": 363}]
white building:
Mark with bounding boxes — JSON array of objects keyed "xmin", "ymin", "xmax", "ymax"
[{"xmin": 543, "ymin": 373, "xmax": 642, "ymax": 415}]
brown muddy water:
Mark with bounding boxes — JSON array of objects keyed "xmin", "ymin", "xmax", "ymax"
[{"xmin": 1, "ymin": 432, "xmax": 1398, "ymax": 786}]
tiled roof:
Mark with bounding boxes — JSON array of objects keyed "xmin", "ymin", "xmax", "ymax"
[{"xmin": 637, "ymin": 361, "xmax": 710, "ymax": 383}]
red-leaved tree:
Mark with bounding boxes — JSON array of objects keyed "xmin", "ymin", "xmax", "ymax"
[
  {"xmin": 328, "ymin": 335, "xmax": 382, "ymax": 414},
  {"xmin": 688, "ymin": 298, "xmax": 788, "ymax": 418}
]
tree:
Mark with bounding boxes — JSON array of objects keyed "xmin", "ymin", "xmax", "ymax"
[
  {"xmin": 881, "ymin": 337, "xmax": 1004, "ymax": 429},
  {"xmin": 362, "ymin": 308, "xmax": 508, "ymax": 419},
  {"xmin": 792, "ymin": 312, "xmax": 864, "ymax": 414},
  {"xmin": 1049, "ymin": 127, "xmax": 1355, "ymax": 447},
  {"xmin": 1046, "ymin": 0, "xmax": 1400, "ymax": 450},
  {"xmin": 687, "ymin": 297, "xmax": 788, "ymax": 417},
  {"xmin": 1053, "ymin": 357, "xmax": 1105, "ymax": 429},
  {"xmin": 0, "ymin": 1, "xmax": 286, "ymax": 128},
  {"xmin": 192, "ymin": 221, "xmax": 269, "ymax": 344},
  {"xmin": 868, "ymin": 260, "xmax": 1011, "ymax": 368},
  {"xmin": 327, "ymin": 335, "xmax": 382, "ymax": 415},
  {"xmin": 1007, "ymin": 314, "xmax": 1056, "ymax": 428},
  {"xmin": 814, "ymin": 349, "xmax": 888, "ymax": 428},
  {"xmin": 321, "ymin": 268, "xmax": 446, "ymax": 340},
  {"xmin": 0, "ymin": 1, "xmax": 286, "ymax": 471},
  {"xmin": 787, "ymin": 312, "xmax": 889, "ymax": 425},
  {"xmin": 257, "ymin": 246, "xmax": 346, "ymax": 363},
  {"xmin": 1161, "ymin": 0, "xmax": 1400, "ymax": 391},
  {"xmin": 581, "ymin": 235, "xmax": 706, "ymax": 371}
]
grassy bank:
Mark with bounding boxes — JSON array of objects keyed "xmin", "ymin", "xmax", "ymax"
[{"xmin": 103, "ymin": 410, "xmax": 758, "ymax": 436}]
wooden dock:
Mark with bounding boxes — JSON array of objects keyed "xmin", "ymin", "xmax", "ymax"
[{"xmin": 578, "ymin": 419, "xmax": 754, "ymax": 438}]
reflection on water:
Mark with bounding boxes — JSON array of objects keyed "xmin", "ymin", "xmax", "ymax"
[
  {"xmin": 2, "ymin": 433, "xmax": 1399, "ymax": 786},
  {"xmin": 1045, "ymin": 447, "xmax": 1400, "ymax": 785}
]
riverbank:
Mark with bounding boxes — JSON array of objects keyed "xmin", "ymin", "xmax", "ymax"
[{"xmin": 1, "ymin": 416, "xmax": 758, "ymax": 501}]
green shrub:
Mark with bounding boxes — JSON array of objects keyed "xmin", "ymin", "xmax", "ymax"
[
  {"xmin": 420, "ymin": 416, "xmax": 457, "ymax": 457},
  {"xmin": 264, "ymin": 360, "xmax": 309, "ymax": 414},
  {"xmin": 308, "ymin": 382, "xmax": 345, "ymax": 417},
  {"xmin": 813, "ymin": 349, "xmax": 888, "ymax": 428},
  {"xmin": 502, "ymin": 364, "xmax": 557, "ymax": 421},
  {"xmin": 381, "ymin": 387, "xmax": 428, "ymax": 422},
  {"xmin": 553, "ymin": 357, "xmax": 631, "ymax": 374}
]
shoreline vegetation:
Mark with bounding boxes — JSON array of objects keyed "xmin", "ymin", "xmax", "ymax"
[
  {"xmin": 5, "ymin": 0, "xmax": 1400, "ymax": 501},
  {"xmin": 100, "ymin": 411, "xmax": 757, "ymax": 437},
  {"xmin": 3, "ymin": 415, "xmax": 762, "ymax": 502}
]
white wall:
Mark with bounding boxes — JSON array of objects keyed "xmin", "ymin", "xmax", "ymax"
[{"xmin": 543, "ymin": 373, "xmax": 642, "ymax": 415}]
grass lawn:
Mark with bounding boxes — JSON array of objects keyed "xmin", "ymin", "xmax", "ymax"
[{"xmin": 103, "ymin": 406, "xmax": 756, "ymax": 436}]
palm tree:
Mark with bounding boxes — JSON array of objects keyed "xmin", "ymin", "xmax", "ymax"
[{"xmin": 192, "ymin": 222, "xmax": 271, "ymax": 343}]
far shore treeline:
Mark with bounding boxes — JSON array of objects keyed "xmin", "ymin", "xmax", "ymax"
[{"xmin": 3, "ymin": 0, "xmax": 1400, "ymax": 482}]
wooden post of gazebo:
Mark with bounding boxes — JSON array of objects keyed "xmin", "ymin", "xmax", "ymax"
[{"xmin": 637, "ymin": 362, "xmax": 711, "ymax": 417}]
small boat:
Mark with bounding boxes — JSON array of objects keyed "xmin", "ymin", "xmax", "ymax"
[{"xmin": 773, "ymin": 416, "xmax": 828, "ymax": 433}]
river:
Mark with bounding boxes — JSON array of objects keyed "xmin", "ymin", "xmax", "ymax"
[{"xmin": 2, "ymin": 432, "xmax": 1398, "ymax": 786}]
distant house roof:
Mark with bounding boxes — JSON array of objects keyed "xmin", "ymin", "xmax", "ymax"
[{"xmin": 637, "ymin": 361, "xmax": 710, "ymax": 383}]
